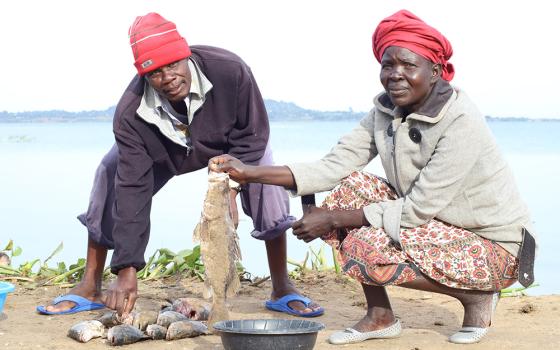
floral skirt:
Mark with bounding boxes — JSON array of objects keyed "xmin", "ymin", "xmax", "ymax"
[{"xmin": 321, "ymin": 171, "xmax": 518, "ymax": 291}]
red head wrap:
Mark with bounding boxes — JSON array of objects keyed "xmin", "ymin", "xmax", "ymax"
[{"xmin": 372, "ymin": 9, "xmax": 455, "ymax": 81}]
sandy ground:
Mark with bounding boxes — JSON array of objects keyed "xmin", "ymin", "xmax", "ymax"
[{"xmin": 1, "ymin": 272, "xmax": 558, "ymax": 350}]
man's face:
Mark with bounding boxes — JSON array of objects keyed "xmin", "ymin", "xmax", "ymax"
[
  {"xmin": 146, "ymin": 59, "xmax": 191, "ymax": 102},
  {"xmin": 380, "ymin": 46, "xmax": 440, "ymax": 113}
]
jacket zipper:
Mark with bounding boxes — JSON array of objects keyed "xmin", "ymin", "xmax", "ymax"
[{"xmin": 391, "ymin": 125, "xmax": 404, "ymax": 197}]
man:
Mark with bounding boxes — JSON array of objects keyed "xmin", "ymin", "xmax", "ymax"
[{"xmin": 37, "ymin": 12, "xmax": 323, "ymax": 317}]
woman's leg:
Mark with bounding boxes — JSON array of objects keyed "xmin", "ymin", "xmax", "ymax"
[
  {"xmin": 352, "ymin": 284, "xmax": 397, "ymax": 331},
  {"xmin": 401, "ymin": 274, "xmax": 495, "ymax": 328}
]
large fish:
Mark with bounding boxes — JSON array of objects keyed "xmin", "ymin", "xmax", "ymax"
[{"xmin": 193, "ymin": 171, "xmax": 241, "ymax": 332}]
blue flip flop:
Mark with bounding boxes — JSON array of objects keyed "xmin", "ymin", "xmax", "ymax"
[
  {"xmin": 265, "ymin": 293, "xmax": 324, "ymax": 317},
  {"xmin": 36, "ymin": 294, "xmax": 105, "ymax": 315}
]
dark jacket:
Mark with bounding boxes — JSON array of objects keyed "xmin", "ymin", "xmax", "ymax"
[{"xmin": 110, "ymin": 46, "xmax": 269, "ymax": 273}]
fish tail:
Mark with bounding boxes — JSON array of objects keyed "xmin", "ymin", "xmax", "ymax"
[{"xmin": 208, "ymin": 301, "xmax": 229, "ymax": 333}]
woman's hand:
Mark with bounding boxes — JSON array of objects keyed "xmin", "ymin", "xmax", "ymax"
[
  {"xmin": 208, "ymin": 154, "xmax": 252, "ymax": 184},
  {"xmin": 291, "ymin": 206, "xmax": 335, "ymax": 243},
  {"xmin": 292, "ymin": 208, "xmax": 368, "ymax": 243}
]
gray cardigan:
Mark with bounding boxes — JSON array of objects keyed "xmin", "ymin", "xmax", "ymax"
[{"xmin": 288, "ymin": 87, "xmax": 533, "ymax": 257}]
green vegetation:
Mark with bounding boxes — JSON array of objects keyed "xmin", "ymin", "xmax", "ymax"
[
  {"xmin": 287, "ymin": 244, "xmax": 341, "ymax": 278},
  {"xmin": 1, "ymin": 240, "xmax": 539, "ymax": 297},
  {"xmin": 0, "ymin": 240, "xmax": 224, "ymax": 288},
  {"xmin": 500, "ymin": 283, "xmax": 539, "ymax": 298}
]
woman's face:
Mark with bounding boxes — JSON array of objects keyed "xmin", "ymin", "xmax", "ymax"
[{"xmin": 380, "ymin": 46, "xmax": 440, "ymax": 113}]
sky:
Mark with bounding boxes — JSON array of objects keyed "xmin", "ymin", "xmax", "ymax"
[{"xmin": 1, "ymin": 0, "xmax": 558, "ymax": 119}]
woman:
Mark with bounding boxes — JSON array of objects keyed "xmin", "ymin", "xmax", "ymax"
[{"xmin": 210, "ymin": 9, "xmax": 534, "ymax": 345}]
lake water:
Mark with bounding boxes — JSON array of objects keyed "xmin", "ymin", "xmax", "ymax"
[{"xmin": 1, "ymin": 120, "xmax": 558, "ymax": 296}]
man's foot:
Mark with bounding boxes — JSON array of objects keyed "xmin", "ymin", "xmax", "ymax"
[
  {"xmin": 270, "ymin": 284, "xmax": 323, "ymax": 316},
  {"xmin": 43, "ymin": 283, "xmax": 102, "ymax": 314}
]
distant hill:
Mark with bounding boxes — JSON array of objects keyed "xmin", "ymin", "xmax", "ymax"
[
  {"xmin": 0, "ymin": 99, "xmax": 365, "ymax": 123},
  {"xmin": 0, "ymin": 101, "xmax": 556, "ymax": 123},
  {"xmin": 0, "ymin": 106, "xmax": 117, "ymax": 123}
]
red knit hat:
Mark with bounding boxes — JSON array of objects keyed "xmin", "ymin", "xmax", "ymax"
[{"xmin": 128, "ymin": 12, "xmax": 192, "ymax": 76}]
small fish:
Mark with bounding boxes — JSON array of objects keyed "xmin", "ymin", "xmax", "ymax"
[
  {"xmin": 193, "ymin": 171, "xmax": 242, "ymax": 332},
  {"xmin": 106, "ymin": 324, "xmax": 147, "ymax": 346},
  {"xmin": 0, "ymin": 252, "xmax": 10, "ymax": 266},
  {"xmin": 132, "ymin": 310, "xmax": 159, "ymax": 331},
  {"xmin": 146, "ymin": 324, "xmax": 167, "ymax": 340},
  {"xmin": 156, "ymin": 310, "xmax": 188, "ymax": 328},
  {"xmin": 67, "ymin": 320, "xmax": 105, "ymax": 343},
  {"xmin": 166, "ymin": 320, "xmax": 208, "ymax": 340},
  {"xmin": 171, "ymin": 298, "xmax": 211, "ymax": 321},
  {"xmin": 97, "ymin": 311, "xmax": 135, "ymax": 328}
]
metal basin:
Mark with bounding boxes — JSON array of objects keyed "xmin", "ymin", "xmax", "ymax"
[{"xmin": 213, "ymin": 319, "xmax": 325, "ymax": 350}]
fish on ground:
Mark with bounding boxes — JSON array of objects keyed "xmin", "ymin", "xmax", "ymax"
[
  {"xmin": 107, "ymin": 324, "xmax": 148, "ymax": 346},
  {"xmin": 171, "ymin": 297, "xmax": 211, "ymax": 321},
  {"xmin": 145, "ymin": 324, "xmax": 167, "ymax": 340},
  {"xmin": 166, "ymin": 320, "xmax": 209, "ymax": 340},
  {"xmin": 67, "ymin": 320, "xmax": 105, "ymax": 343},
  {"xmin": 193, "ymin": 171, "xmax": 242, "ymax": 332},
  {"xmin": 156, "ymin": 310, "xmax": 189, "ymax": 328},
  {"xmin": 0, "ymin": 252, "xmax": 10, "ymax": 266}
]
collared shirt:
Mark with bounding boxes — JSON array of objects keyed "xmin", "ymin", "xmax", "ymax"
[{"xmin": 136, "ymin": 59, "xmax": 213, "ymax": 149}]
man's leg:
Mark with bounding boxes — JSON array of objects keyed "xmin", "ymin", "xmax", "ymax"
[
  {"xmin": 44, "ymin": 238, "xmax": 107, "ymax": 313},
  {"xmin": 240, "ymin": 143, "xmax": 322, "ymax": 315},
  {"xmin": 44, "ymin": 145, "xmax": 173, "ymax": 313},
  {"xmin": 265, "ymin": 233, "xmax": 322, "ymax": 314}
]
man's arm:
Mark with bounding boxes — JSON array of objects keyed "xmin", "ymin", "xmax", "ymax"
[
  {"xmin": 110, "ymin": 118, "xmax": 155, "ymax": 274},
  {"xmin": 227, "ymin": 64, "xmax": 269, "ymax": 164}
]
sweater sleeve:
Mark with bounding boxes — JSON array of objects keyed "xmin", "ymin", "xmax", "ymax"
[
  {"xmin": 287, "ymin": 111, "xmax": 378, "ymax": 195},
  {"xmin": 363, "ymin": 114, "xmax": 484, "ymax": 241},
  {"xmin": 227, "ymin": 65, "xmax": 269, "ymax": 164},
  {"xmin": 110, "ymin": 117, "xmax": 154, "ymax": 274}
]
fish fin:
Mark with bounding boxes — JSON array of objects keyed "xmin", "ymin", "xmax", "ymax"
[
  {"xmin": 225, "ymin": 271, "xmax": 241, "ymax": 299},
  {"xmin": 202, "ymin": 281, "xmax": 213, "ymax": 300},
  {"xmin": 231, "ymin": 230, "xmax": 242, "ymax": 261},
  {"xmin": 193, "ymin": 222, "xmax": 201, "ymax": 243}
]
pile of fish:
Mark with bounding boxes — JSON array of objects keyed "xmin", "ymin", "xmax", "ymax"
[{"xmin": 68, "ymin": 298, "xmax": 211, "ymax": 346}]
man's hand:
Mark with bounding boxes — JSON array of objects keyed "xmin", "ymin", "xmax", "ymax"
[{"xmin": 102, "ymin": 266, "xmax": 138, "ymax": 316}]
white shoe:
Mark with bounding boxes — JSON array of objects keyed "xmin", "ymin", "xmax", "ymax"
[
  {"xmin": 448, "ymin": 292, "xmax": 499, "ymax": 344},
  {"xmin": 328, "ymin": 320, "xmax": 402, "ymax": 345},
  {"xmin": 448, "ymin": 326, "xmax": 489, "ymax": 344}
]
